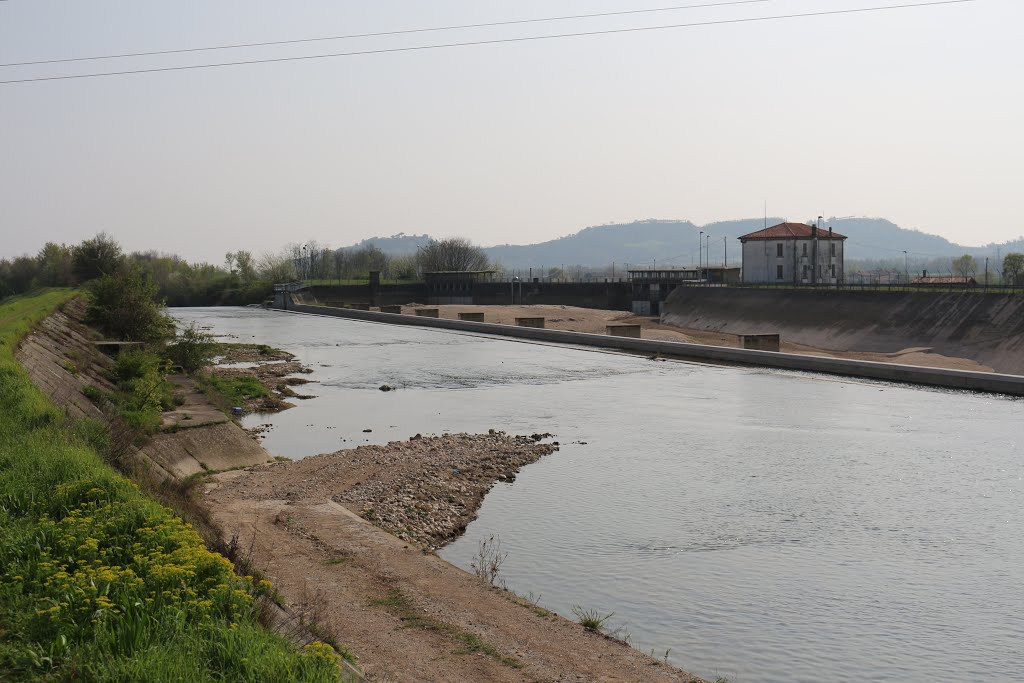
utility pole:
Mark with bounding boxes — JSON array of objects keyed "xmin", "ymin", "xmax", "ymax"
[
  {"xmin": 985, "ymin": 257, "xmax": 989, "ymax": 288},
  {"xmin": 723, "ymin": 236, "xmax": 727, "ymax": 268},
  {"xmin": 903, "ymin": 250, "xmax": 909, "ymax": 287},
  {"xmin": 699, "ymin": 231, "xmax": 703, "ymax": 273}
]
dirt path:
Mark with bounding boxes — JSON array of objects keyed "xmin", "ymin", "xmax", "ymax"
[{"xmin": 202, "ymin": 434, "xmax": 707, "ymax": 683}]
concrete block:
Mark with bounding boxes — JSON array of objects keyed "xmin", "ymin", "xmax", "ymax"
[
  {"xmin": 607, "ymin": 324, "xmax": 642, "ymax": 338},
  {"xmin": 415, "ymin": 308, "xmax": 440, "ymax": 317},
  {"xmin": 348, "ymin": 303, "xmax": 371, "ymax": 311},
  {"xmin": 739, "ymin": 333, "xmax": 780, "ymax": 352},
  {"xmin": 459, "ymin": 312, "xmax": 486, "ymax": 322},
  {"xmin": 515, "ymin": 317, "xmax": 545, "ymax": 328},
  {"xmin": 380, "ymin": 305, "xmax": 403, "ymax": 314}
]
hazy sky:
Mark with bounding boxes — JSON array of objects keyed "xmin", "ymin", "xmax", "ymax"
[{"xmin": 2, "ymin": 0, "xmax": 1021, "ymax": 262}]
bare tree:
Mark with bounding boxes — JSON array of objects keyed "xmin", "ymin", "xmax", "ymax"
[
  {"xmin": 257, "ymin": 250, "xmax": 295, "ymax": 283},
  {"xmin": 416, "ymin": 237, "xmax": 490, "ymax": 272}
]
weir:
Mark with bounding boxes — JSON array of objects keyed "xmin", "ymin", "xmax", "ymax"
[{"xmin": 275, "ymin": 297, "xmax": 1024, "ymax": 396}]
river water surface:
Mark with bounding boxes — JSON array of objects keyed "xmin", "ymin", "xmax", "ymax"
[{"xmin": 172, "ymin": 307, "xmax": 1023, "ymax": 683}]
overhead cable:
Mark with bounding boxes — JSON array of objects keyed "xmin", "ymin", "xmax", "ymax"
[
  {"xmin": 0, "ymin": 1, "xmax": 978, "ymax": 86},
  {"xmin": 0, "ymin": 0, "xmax": 775, "ymax": 68}
]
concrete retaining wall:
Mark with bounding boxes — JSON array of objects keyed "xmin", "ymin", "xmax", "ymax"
[
  {"xmin": 661, "ymin": 288, "xmax": 1024, "ymax": 375},
  {"xmin": 280, "ymin": 300, "xmax": 1024, "ymax": 396}
]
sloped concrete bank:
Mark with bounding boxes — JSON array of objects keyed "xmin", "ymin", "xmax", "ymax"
[
  {"xmin": 16, "ymin": 299, "xmax": 272, "ymax": 483},
  {"xmin": 662, "ymin": 287, "xmax": 1024, "ymax": 375},
  {"xmin": 279, "ymin": 300, "xmax": 1024, "ymax": 396}
]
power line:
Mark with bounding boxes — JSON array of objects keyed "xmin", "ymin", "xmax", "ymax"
[
  {"xmin": 0, "ymin": 1, "xmax": 978, "ymax": 86},
  {"xmin": 0, "ymin": 0, "xmax": 775, "ymax": 68}
]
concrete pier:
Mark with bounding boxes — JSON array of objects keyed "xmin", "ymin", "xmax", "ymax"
[
  {"xmin": 380, "ymin": 305, "xmax": 403, "ymax": 314},
  {"xmin": 515, "ymin": 317, "xmax": 545, "ymax": 328},
  {"xmin": 415, "ymin": 308, "xmax": 440, "ymax": 318},
  {"xmin": 739, "ymin": 334, "xmax": 780, "ymax": 352},
  {"xmin": 607, "ymin": 325, "xmax": 642, "ymax": 338},
  {"xmin": 459, "ymin": 312, "xmax": 486, "ymax": 322}
]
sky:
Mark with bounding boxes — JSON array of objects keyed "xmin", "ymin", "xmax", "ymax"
[{"xmin": 1, "ymin": 0, "xmax": 1022, "ymax": 263}]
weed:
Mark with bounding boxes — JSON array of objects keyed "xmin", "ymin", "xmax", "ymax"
[
  {"xmin": 470, "ymin": 534, "xmax": 507, "ymax": 587},
  {"xmin": 572, "ymin": 605, "xmax": 615, "ymax": 632}
]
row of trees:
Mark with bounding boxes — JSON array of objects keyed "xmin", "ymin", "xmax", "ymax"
[
  {"xmin": 291, "ymin": 237, "xmax": 492, "ymax": 283},
  {"xmin": 0, "ymin": 234, "xmax": 497, "ymax": 305}
]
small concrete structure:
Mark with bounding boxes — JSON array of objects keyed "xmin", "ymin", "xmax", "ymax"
[
  {"xmin": 415, "ymin": 308, "xmax": 440, "ymax": 317},
  {"xmin": 347, "ymin": 303, "xmax": 371, "ymax": 311},
  {"xmin": 380, "ymin": 305, "xmax": 403, "ymax": 314},
  {"xmin": 738, "ymin": 333, "xmax": 780, "ymax": 352},
  {"xmin": 458, "ymin": 312, "xmax": 486, "ymax": 322},
  {"xmin": 607, "ymin": 324, "xmax": 642, "ymax": 338},
  {"xmin": 515, "ymin": 317, "xmax": 545, "ymax": 328}
]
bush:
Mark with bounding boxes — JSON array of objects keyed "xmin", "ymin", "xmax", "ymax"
[
  {"xmin": 85, "ymin": 268, "xmax": 173, "ymax": 343},
  {"xmin": 166, "ymin": 323, "xmax": 217, "ymax": 373}
]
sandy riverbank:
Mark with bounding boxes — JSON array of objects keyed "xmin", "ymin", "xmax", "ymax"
[
  {"xmin": 410, "ymin": 304, "xmax": 993, "ymax": 372},
  {"xmin": 203, "ymin": 433, "xmax": 707, "ymax": 682}
]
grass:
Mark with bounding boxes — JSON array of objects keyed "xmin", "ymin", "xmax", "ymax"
[
  {"xmin": 371, "ymin": 589, "xmax": 522, "ymax": 669},
  {"xmin": 572, "ymin": 605, "xmax": 614, "ymax": 633},
  {"xmin": 208, "ymin": 374, "xmax": 270, "ymax": 407},
  {"xmin": 0, "ymin": 291, "xmax": 344, "ymax": 682}
]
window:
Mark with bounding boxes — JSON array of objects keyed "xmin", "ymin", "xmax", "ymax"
[
  {"xmin": 802, "ymin": 243, "xmax": 808, "ymax": 257},
  {"xmin": 831, "ymin": 242, "xmax": 836, "ymax": 257},
  {"xmin": 777, "ymin": 243, "xmax": 784, "ymax": 258},
  {"xmin": 802, "ymin": 265, "xmax": 808, "ymax": 279},
  {"xmin": 776, "ymin": 265, "xmax": 784, "ymax": 280},
  {"xmin": 831, "ymin": 264, "xmax": 836, "ymax": 277}
]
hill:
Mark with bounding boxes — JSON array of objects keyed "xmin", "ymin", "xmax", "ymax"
[{"xmin": 346, "ymin": 219, "xmax": 1022, "ymax": 268}]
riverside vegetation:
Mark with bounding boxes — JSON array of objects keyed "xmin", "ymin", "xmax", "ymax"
[{"xmin": 0, "ymin": 290, "xmax": 347, "ymax": 680}]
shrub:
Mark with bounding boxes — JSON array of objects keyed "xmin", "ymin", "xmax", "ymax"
[
  {"xmin": 166, "ymin": 323, "xmax": 216, "ymax": 373},
  {"xmin": 85, "ymin": 268, "xmax": 173, "ymax": 343}
]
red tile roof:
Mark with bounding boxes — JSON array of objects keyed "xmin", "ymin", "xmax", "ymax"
[
  {"xmin": 912, "ymin": 276, "xmax": 977, "ymax": 285},
  {"xmin": 738, "ymin": 222, "xmax": 847, "ymax": 241}
]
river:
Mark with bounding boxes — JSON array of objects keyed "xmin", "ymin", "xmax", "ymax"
[{"xmin": 171, "ymin": 307, "xmax": 1023, "ymax": 683}]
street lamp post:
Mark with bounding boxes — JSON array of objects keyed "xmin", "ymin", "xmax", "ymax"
[{"xmin": 699, "ymin": 231, "xmax": 703, "ymax": 273}]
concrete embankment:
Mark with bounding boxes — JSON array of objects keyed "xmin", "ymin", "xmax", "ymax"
[
  {"xmin": 279, "ymin": 300, "xmax": 1024, "ymax": 396},
  {"xmin": 661, "ymin": 287, "xmax": 1024, "ymax": 375},
  {"xmin": 15, "ymin": 299, "xmax": 271, "ymax": 482}
]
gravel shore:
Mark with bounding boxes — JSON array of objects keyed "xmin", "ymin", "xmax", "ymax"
[{"xmin": 235, "ymin": 432, "xmax": 558, "ymax": 548}]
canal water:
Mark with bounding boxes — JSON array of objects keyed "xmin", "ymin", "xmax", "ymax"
[{"xmin": 171, "ymin": 307, "xmax": 1023, "ymax": 683}]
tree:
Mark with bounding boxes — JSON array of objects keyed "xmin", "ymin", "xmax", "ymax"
[
  {"xmin": 234, "ymin": 250, "xmax": 256, "ymax": 282},
  {"xmin": 416, "ymin": 238, "xmax": 490, "ymax": 272},
  {"xmin": 73, "ymin": 232, "xmax": 123, "ymax": 281},
  {"xmin": 36, "ymin": 242, "xmax": 75, "ymax": 287},
  {"xmin": 85, "ymin": 267, "xmax": 173, "ymax": 342},
  {"xmin": 257, "ymin": 250, "xmax": 295, "ymax": 283},
  {"xmin": 1004, "ymin": 253, "xmax": 1024, "ymax": 286},
  {"xmin": 952, "ymin": 254, "xmax": 978, "ymax": 278}
]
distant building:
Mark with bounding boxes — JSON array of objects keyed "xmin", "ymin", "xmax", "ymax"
[
  {"xmin": 912, "ymin": 275, "xmax": 977, "ymax": 286},
  {"xmin": 738, "ymin": 222, "xmax": 847, "ymax": 284}
]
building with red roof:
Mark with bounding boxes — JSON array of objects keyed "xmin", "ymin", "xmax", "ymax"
[{"xmin": 738, "ymin": 222, "xmax": 847, "ymax": 284}]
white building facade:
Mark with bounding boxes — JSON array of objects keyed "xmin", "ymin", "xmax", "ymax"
[{"xmin": 739, "ymin": 222, "xmax": 847, "ymax": 284}]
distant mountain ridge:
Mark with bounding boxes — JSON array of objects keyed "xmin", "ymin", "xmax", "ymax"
[{"xmin": 347, "ymin": 220, "xmax": 1024, "ymax": 268}]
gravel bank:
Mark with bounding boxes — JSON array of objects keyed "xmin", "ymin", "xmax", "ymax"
[{"xmin": 234, "ymin": 432, "xmax": 558, "ymax": 549}]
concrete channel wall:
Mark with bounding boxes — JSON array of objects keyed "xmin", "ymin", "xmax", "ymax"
[
  {"xmin": 662, "ymin": 287, "xmax": 1024, "ymax": 375},
  {"xmin": 280, "ymin": 301, "xmax": 1024, "ymax": 396}
]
